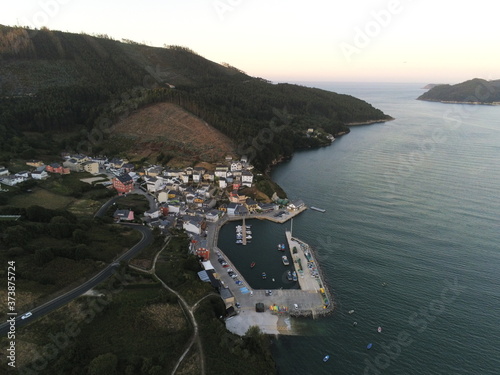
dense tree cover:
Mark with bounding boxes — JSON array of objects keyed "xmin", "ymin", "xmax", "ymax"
[
  {"xmin": 0, "ymin": 25, "xmax": 391, "ymax": 169},
  {"xmin": 418, "ymin": 78, "xmax": 500, "ymax": 103}
]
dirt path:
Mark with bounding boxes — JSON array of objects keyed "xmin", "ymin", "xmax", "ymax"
[{"xmin": 130, "ymin": 238, "xmax": 215, "ymax": 375}]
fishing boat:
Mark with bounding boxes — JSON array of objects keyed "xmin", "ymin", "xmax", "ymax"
[
  {"xmin": 311, "ymin": 206, "xmax": 326, "ymax": 213},
  {"xmin": 250, "ymin": 262, "xmax": 256, "ymax": 268},
  {"xmin": 287, "ymin": 270, "xmax": 292, "ymax": 281},
  {"xmin": 246, "ymin": 235, "xmax": 252, "ymax": 240},
  {"xmin": 377, "ymin": 326, "xmax": 382, "ymax": 333},
  {"xmin": 323, "ymin": 355, "xmax": 330, "ymax": 362},
  {"xmin": 277, "ymin": 244, "xmax": 284, "ymax": 251},
  {"xmin": 292, "ymin": 271, "xmax": 297, "ymax": 281},
  {"xmin": 262, "ymin": 272, "xmax": 267, "ymax": 279},
  {"xmin": 282, "ymin": 255, "xmax": 290, "ymax": 266}
]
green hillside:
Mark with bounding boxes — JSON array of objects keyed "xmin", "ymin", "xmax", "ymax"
[
  {"xmin": 0, "ymin": 25, "xmax": 392, "ymax": 169},
  {"xmin": 417, "ymin": 78, "xmax": 500, "ymax": 104}
]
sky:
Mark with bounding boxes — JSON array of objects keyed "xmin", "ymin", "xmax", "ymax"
[{"xmin": 1, "ymin": 0, "xmax": 499, "ymax": 83}]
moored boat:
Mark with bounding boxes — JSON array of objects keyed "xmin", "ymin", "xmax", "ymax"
[
  {"xmin": 292, "ymin": 271, "xmax": 297, "ymax": 281},
  {"xmin": 282, "ymin": 255, "xmax": 290, "ymax": 266},
  {"xmin": 262, "ymin": 272, "xmax": 267, "ymax": 279},
  {"xmin": 250, "ymin": 262, "xmax": 256, "ymax": 268},
  {"xmin": 287, "ymin": 270, "xmax": 292, "ymax": 281},
  {"xmin": 323, "ymin": 355, "xmax": 330, "ymax": 362}
]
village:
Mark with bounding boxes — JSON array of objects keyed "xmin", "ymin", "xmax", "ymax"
[{"xmin": 1, "ymin": 152, "xmax": 331, "ymax": 335}]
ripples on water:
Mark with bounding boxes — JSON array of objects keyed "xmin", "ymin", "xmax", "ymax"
[{"xmin": 268, "ymin": 83, "xmax": 500, "ymax": 374}]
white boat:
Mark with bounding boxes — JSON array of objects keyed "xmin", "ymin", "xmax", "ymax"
[
  {"xmin": 282, "ymin": 255, "xmax": 290, "ymax": 266},
  {"xmin": 348, "ymin": 310, "xmax": 354, "ymax": 314}
]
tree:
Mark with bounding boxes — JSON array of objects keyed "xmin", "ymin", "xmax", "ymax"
[
  {"xmin": 49, "ymin": 216, "xmax": 73, "ymax": 238},
  {"xmin": 87, "ymin": 353, "xmax": 117, "ymax": 375},
  {"xmin": 72, "ymin": 228, "xmax": 89, "ymax": 244}
]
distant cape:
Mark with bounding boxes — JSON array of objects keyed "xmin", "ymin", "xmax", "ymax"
[{"xmin": 418, "ymin": 78, "xmax": 500, "ymax": 105}]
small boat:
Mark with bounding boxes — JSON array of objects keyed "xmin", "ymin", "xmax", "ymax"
[
  {"xmin": 282, "ymin": 255, "xmax": 290, "ymax": 266},
  {"xmin": 323, "ymin": 355, "xmax": 330, "ymax": 362},
  {"xmin": 311, "ymin": 206, "xmax": 326, "ymax": 213},
  {"xmin": 292, "ymin": 271, "xmax": 297, "ymax": 282},
  {"xmin": 246, "ymin": 235, "xmax": 252, "ymax": 240},
  {"xmin": 250, "ymin": 262, "xmax": 256, "ymax": 268},
  {"xmin": 287, "ymin": 270, "xmax": 292, "ymax": 281},
  {"xmin": 353, "ymin": 322, "xmax": 357, "ymax": 327},
  {"xmin": 348, "ymin": 310, "xmax": 354, "ymax": 314},
  {"xmin": 377, "ymin": 326, "xmax": 382, "ymax": 333},
  {"xmin": 262, "ymin": 272, "xmax": 267, "ymax": 279},
  {"xmin": 236, "ymin": 240, "xmax": 242, "ymax": 244},
  {"xmin": 367, "ymin": 343, "xmax": 373, "ymax": 350}
]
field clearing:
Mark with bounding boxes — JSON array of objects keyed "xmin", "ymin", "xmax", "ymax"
[
  {"xmin": 8, "ymin": 188, "xmax": 75, "ymax": 209},
  {"xmin": 111, "ymin": 102, "xmax": 236, "ymax": 164}
]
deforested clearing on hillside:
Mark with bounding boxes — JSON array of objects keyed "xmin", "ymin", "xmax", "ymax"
[{"xmin": 110, "ymin": 102, "xmax": 235, "ymax": 164}]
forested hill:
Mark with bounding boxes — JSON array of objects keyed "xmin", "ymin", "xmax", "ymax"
[
  {"xmin": 0, "ymin": 25, "xmax": 391, "ymax": 169},
  {"xmin": 417, "ymin": 78, "xmax": 500, "ymax": 105}
]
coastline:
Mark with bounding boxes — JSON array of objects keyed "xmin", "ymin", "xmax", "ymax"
[
  {"xmin": 417, "ymin": 98, "xmax": 500, "ymax": 106},
  {"xmin": 346, "ymin": 117, "xmax": 395, "ymax": 126},
  {"xmin": 207, "ymin": 207, "xmax": 332, "ymax": 337}
]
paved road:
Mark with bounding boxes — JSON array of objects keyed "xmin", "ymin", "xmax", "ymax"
[{"xmin": 0, "ymin": 224, "xmax": 153, "ymax": 335}]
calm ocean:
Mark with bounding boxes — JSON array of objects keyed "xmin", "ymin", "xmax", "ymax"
[{"xmin": 264, "ymin": 82, "xmax": 500, "ymax": 374}]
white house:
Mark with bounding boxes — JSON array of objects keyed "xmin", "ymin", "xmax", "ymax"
[
  {"xmin": 183, "ymin": 217, "xmax": 203, "ymax": 235},
  {"xmin": 31, "ymin": 170, "xmax": 48, "ymax": 180},
  {"xmin": 214, "ymin": 165, "xmax": 228, "ymax": 178},
  {"xmin": 218, "ymin": 178, "xmax": 227, "ymax": 189},
  {"xmin": 192, "ymin": 171, "xmax": 201, "ymax": 183},
  {"xmin": 0, "ymin": 175, "xmax": 26, "ymax": 186},
  {"xmin": 241, "ymin": 170, "xmax": 254, "ymax": 187},
  {"xmin": 288, "ymin": 199, "xmax": 305, "ymax": 211},
  {"xmin": 0, "ymin": 167, "xmax": 10, "ymax": 176},
  {"xmin": 144, "ymin": 208, "xmax": 160, "ymax": 219},
  {"xmin": 205, "ymin": 209, "xmax": 220, "ymax": 222},
  {"xmin": 180, "ymin": 173, "xmax": 190, "ymax": 184},
  {"xmin": 144, "ymin": 176, "xmax": 162, "ymax": 193},
  {"xmin": 230, "ymin": 161, "xmax": 242, "ymax": 172}
]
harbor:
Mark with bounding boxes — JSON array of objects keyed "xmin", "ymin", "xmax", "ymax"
[{"xmin": 206, "ymin": 207, "xmax": 333, "ymax": 336}]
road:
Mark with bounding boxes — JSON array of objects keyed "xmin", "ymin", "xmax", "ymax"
[{"xmin": 0, "ymin": 223, "xmax": 153, "ymax": 335}]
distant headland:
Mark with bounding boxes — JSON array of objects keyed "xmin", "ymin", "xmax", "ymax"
[{"xmin": 418, "ymin": 78, "xmax": 500, "ymax": 105}]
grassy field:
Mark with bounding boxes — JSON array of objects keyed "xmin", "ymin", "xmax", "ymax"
[
  {"xmin": 8, "ymin": 188, "xmax": 76, "ymax": 209},
  {"xmin": 5, "ymin": 272, "xmax": 193, "ymax": 374}
]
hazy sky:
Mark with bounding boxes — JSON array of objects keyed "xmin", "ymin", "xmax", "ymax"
[{"xmin": 1, "ymin": 0, "xmax": 498, "ymax": 83}]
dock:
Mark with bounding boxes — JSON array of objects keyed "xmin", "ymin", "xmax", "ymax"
[
  {"xmin": 242, "ymin": 217, "xmax": 247, "ymax": 245},
  {"xmin": 205, "ymin": 206, "xmax": 333, "ymax": 336}
]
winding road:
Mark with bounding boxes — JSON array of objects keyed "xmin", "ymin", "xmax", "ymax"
[{"xmin": 1, "ymin": 195, "xmax": 154, "ymax": 336}]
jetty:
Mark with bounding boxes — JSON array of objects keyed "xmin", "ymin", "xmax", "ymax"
[
  {"xmin": 205, "ymin": 205, "xmax": 332, "ymax": 336},
  {"xmin": 242, "ymin": 217, "xmax": 247, "ymax": 245}
]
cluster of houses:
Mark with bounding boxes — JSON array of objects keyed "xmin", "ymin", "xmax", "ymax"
[
  {"xmin": 111, "ymin": 155, "xmax": 267, "ymax": 236},
  {"xmin": 0, "ymin": 162, "xmax": 50, "ymax": 186}
]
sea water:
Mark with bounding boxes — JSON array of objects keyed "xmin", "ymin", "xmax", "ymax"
[{"xmin": 266, "ymin": 82, "xmax": 500, "ymax": 374}]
